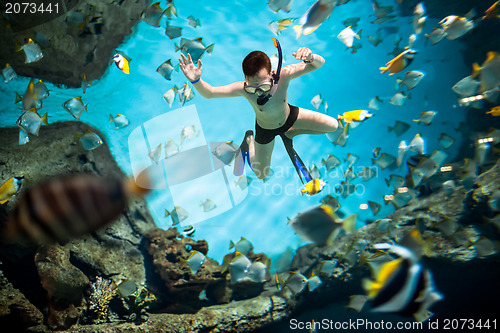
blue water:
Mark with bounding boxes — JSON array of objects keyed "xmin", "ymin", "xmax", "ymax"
[{"xmin": 0, "ymin": 0, "xmax": 469, "ymax": 265}]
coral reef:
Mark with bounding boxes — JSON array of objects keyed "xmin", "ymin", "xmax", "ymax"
[
  {"xmin": 87, "ymin": 277, "xmax": 116, "ymax": 323},
  {"xmin": 0, "ymin": 0, "xmax": 149, "ymax": 87}
]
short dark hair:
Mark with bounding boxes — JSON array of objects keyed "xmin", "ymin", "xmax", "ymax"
[{"xmin": 242, "ymin": 51, "xmax": 271, "ymax": 77}]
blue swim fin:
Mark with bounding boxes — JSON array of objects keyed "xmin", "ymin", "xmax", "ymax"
[
  {"xmin": 233, "ymin": 130, "xmax": 253, "ymax": 176},
  {"xmin": 280, "ymin": 134, "xmax": 312, "ymax": 184}
]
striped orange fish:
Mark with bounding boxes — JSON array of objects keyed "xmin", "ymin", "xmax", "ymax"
[
  {"xmin": 380, "ymin": 49, "xmax": 418, "ymax": 75},
  {"xmin": 4, "ymin": 174, "xmax": 150, "ymax": 245}
]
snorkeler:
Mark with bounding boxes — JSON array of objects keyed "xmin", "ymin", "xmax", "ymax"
[{"xmin": 178, "ymin": 41, "xmax": 338, "ymax": 180}]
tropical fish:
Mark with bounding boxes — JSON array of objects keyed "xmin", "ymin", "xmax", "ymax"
[
  {"xmin": 285, "ymin": 272, "xmax": 308, "ymax": 295},
  {"xmin": 337, "ymin": 26, "xmax": 361, "ymax": 48},
  {"xmin": 368, "ymin": 201, "xmax": 381, "ymax": 216},
  {"xmin": 397, "ymin": 70, "xmax": 425, "ymax": 90},
  {"xmin": 358, "ymin": 167, "xmax": 377, "ymax": 182},
  {"xmin": 148, "ymin": 143, "xmax": 161, "ymax": 164},
  {"xmin": 247, "ymin": 261, "xmax": 268, "ymax": 283},
  {"xmin": 389, "ymin": 92, "xmax": 409, "ymax": 106},
  {"xmin": 235, "ymin": 175, "xmax": 252, "ymax": 190},
  {"xmin": 269, "ymin": 18, "xmax": 295, "ymax": 35},
  {"xmin": 178, "ymin": 82, "xmax": 195, "ymax": 106},
  {"xmin": 288, "ymin": 204, "xmax": 357, "ymax": 246},
  {"xmin": 380, "ymin": 49, "xmax": 417, "ymax": 75},
  {"xmin": 385, "ymin": 174, "xmax": 405, "ymax": 189},
  {"xmin": 409, "ymin": 133, "xmax": 425, "ymax": 154},
  {"xmin": 2, "ymin": 64, "xmax": 17, "ymax": 83},
  {"xmin": 413, "ymin": 3, "xmax": 426, "ymax": 34},
  {"xmin": 182, "ymin": 225, "xmax": 196, "ymax": 237},
  {"xmin": 344, "ymin": 153, "xmax": 359, "ymax": 167},
  {"xmin": 75, "ymin": 130, "xmax": 103, "ymax": 151},
  {"xmin": 182, "ymin": 250, "xmax": 205, "ymax": 275},
  {"xmin": 142, "ymin": 2, "xmax": 165, "ymax": 27},
  {"xmin": 397, "ymin": 140, "xmax": 408, "ymax": 167},
  {"xmin": 293, "ymin": 0, "xmax": 336, "ymax": 38},
  {"xmin": 228, "ymin": 252, "xmax": 251, "ymax": 285},
  {"xmin": 317, "ymin": 259, "xmax": 337, "ymax": 277},
  {"xmin": 165, "ymin": 22, "xmax": 182, "ymax": 40},
  {"xmin": 199, "ymin": 199, "xmax": 216, "ymax": 213},
  {"xmin": 165, "ymin": 206, "xmax": 189, "ymax": 225},
  {"xmin": 0, "ymin": 176, "xmax": 24, "ymax": 205},
  {"xmin": 19, "ymin": 38, "xmax": 43, "ymax": 63},
  {"xmin": 438, "ymin": 133, "xmax": 454, "ymax": 149},
  {"xmin": 372, "ymin": 1, "xmax": 393, "ymax": 18},
  {"xmin": 179, "ymin": 125, "xmax": 199, "ymax": 147},
  {"xmin": 483, "ymin": 0, "xmax": 500, "ymax": 20},
  {"xmin": 372, "ymin": 153, "xmax": 396, "ymax": 170},
  {"xmin": 187, "ymin": 15, "xmax": 200, "ymax": 28},
  {"xmin": 175, "ymin": 38, "xmax": 214, "ymax": 64},
  {"xmin": 108, "ymin": 114, "xmax": 129, "ymax": 129},
  {"xmin": 439, "ymin": 15, "xmax": 474, "ymax": 40},
  {"xmin": 486, "ymin": 106, "xmax": 500, "ymax": 116},
  {"xmin": 4, "ymin": 174, "xmax": 149, "ymax": 244},
  {"xmin": 156, "ymin": 59, "xmax": 177, "ymax": 81},
  {"xmin": 164, "ymin": 1, "xmax": 177, "ymax": 18},
  {"xmin": 472, "ymin": 52, "xmax": 500, "ymax": 91},
  {"xmin": 342, "ymin": 17, "xmax": 360, "ymax": 29},
  {"xmin": 338, "ymin": 110, "xmax": 373, "ymax": 123},
  {"xmin": 164, "ymin": 139, "xmax": 179, "ymax": 158},
  {"xmin": 372, "ymin": 147, "xmax": 381, "ymax": 158},
  {"xmin": 19, "ymin": 129, "xmax": 29, "ymax": 145},
  {"xmin": 16, "ymin": 109, "xmax": 48, "ymax": 136},
  {"xmin": 425, "ymin": 27, "xmax": 447, "ymax": 45},
  {"xmin": 347, "ymin": 295, "xmax": 368, "ymax": 313},
  {"xmin": 368, "ymin": 30, "xmax": 383, "ymax": 47},
  {"xmin": 112, "ymin": 52, "xmax": 131, "ymax": 74},
  {"xmin": 321, "ymin": 154, "xmax": 341, "ymax": 172},
  {"xmin": 212, "ymin": 141, "xmax": 239, "ymax": 165},
  {"xmin": 363, "ymin": 243, "xmax": 442, "ymax": 322},
  {"xmin": 452, "ymin": 75, "xmax": 480, "ymax": 96},
  {"xmin": 320, "ymin": 194, "xmax": 340, "ymax": 211},
  {"xmin": 268, "ymin": 0, "xmax": 293, "ymax": 13},
  {"xmin": 19, "ymin": 79, "xmax": 41, "ymax": 111},
  {"xmin": 301, "ymin": 178, "xmax": 326, "ymax": 196},
  {"xmin": 307, "ymin": 274, "xmax": 322, "ymax": 292},
  {"xmin": 311, "ymin": 94, "xmax": 324, "ymax": 109},
  {"xmin": 229, "ymin": 237, "xmax": 254, "ymax": 256},
  {"xmin": 413, "ymin": 111, "xmax": 437, "ymax": 125},
  {"xmin": 309, "ymin": 164, "xmax": 322, "ymax": 180},
  {"xmin": 163, "ymin": 85, "xmax": 179, "ymax": 107},
  {"xmin": 368, "ymin": 96, "xmax": 383, "ymax": 110},
  {"xmin": 388, "ymin": 120, "xmax": 410, "ymax": 136}
]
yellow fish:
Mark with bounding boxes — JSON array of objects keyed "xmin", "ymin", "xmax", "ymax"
[
  {"xmin": 486, "ymin": 106, "xmax": 500, "ymax": 116},
  {"xmin": 380, "ymin": 49, "xmax": 417, "ymax": 75},
  {"xmin": 0, "ymin": 177, "xmax": 24, "ymax": 204},
  {"xmin": 483, "ymin": 1, "xmax": 500, "ymax": 20},
  {"xmin": 301, "ymin": 178, "xmax": 326, "ymax": 196},
  {"xmin": 112, "ymin": 52, "xmax": 131, "ymax": 74},
  {"xmin": 338, "ymin": 110, "xmax": 373, "ymax": 123}
]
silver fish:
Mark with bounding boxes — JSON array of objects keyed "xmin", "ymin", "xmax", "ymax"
[
  {"xmin": 16, "ymin": 110, "xmax": 47, "ymax": 136},
  {"xmin": 178, "ymin": 83, "xmax": 195, "ymax": 106},
  {"xmin": 368, "ymin": 200, "xmax": 381, "ymax": 216},
  {"xmin": 337, "ymin": 26, "xmax": 360, "ymax": 48},
  {"xmin": 358, "ymin": 167, "xmax": 377, "ymax": 182},
  {"xmin": 157, "ymin": 59, "xmax": 176, "ymax": 81},
  {"xmin": 294, "ymin": 0, "xmax": 336, "ymax": 37},
  {"xmin": 165, "ymin": 22, "xmax": 182, "ymax": 40},
  {"xmin": 368, "ymin": 96, "xmax": 383, "ymax": 110},
  {"xmin": 307, "ymin": 275, "xmax": 322, "ymax": 292},
  {"xmin": 2, "ymin": 64, "xmax": 17, "ymax": 83},
  {"xmin": 187, "ymin": 15, "xmax": 200, "ymax": 28},
  {"xmin": 311, "ymin": 94, "xmax": 324, "ymax": 109},
  {"xmin": 19, "ymin": 129, "xmax": 29, "ymax": 145},
  {"xmin": 229, "ymin": 252, "xmax": 251, "ymax": 285},
  {"xmin": 229, "ymin": 237, "xmax": 253, "ymax": 256},
  {"xmin": 77, "ymin": 130, "xmax": 103, "ymax": 150},
  {"xmin": 200, "ymin": 199, "xmax": 216, "ymax": 212},
  {"xmin": 212, "ymin": 141, "xmax": 239, "ymax": 165},
  {"xmin": 63, "ymin": 97, "xmax": 88, "ymax": 119},
  {"xmin": 389, "ymin": 92, "xmax": 409, "ymax": 106},
  {"xmin": 148, "ymin": 143, "xmax": 161, "ymax": 164},
  {"xmin": 320, "ymin": 194, "xmax": 341, "ymax": 211},
  {"xmin": 438, "ymin": 133, "xmax": 454, "ymax": 149},
  {"xmin": 385, "ymin": 174, "xmax": 405, "ymax": 189},
  {"xmin": 398, "ymin": 71, "xmax": 425, "ymax": 90},
  {"xmin": 286, "ymin": 272, "xmax": 308, "ymax": 295},
  {"xmin": 425, "ymin": 27, "xmax": 447, "ymax": 45},
  {"xmin": 248, "ymin": 261, "xmax": 267, "ymax": 283},
  {"xmin": 268, "ymin": 0, "xmax": 293, "ymax": 13},
  {"xmin": 439, "ymin": 15, "xmax": 474, "ymax": 40},
  {"xmin": 164, "ymin": 139, "xmax": 179, "ymax": 158},
  {"xmin": 413, "ymin": 111, "xmax": 437, "ymax": 125},
  {"xmin": 184, "ymin": 250, "xmax": 205, "ymax": 275},
  {"xmin": 372, "ymin": 153, "xmax": 396, "ymax": 170},
  {"xmin": 163, "ymin": 85, "xmax": 179, "ymax": 107},
  {"xmin": 310, "ymin": 164, "xmax": 322, "ymax": 180},
  {"xmin": 388, "ymin": 120, "xmax": 410, "ymax": 136},
  {"xmin": 142, "ymin": 2, "xmax": 165, "ymax": 27},
  {"xmin": 20, "ymin": 39, "xmax": 43, "ymax": 63},
  {"xmin": 175, "ymin": 38, "xmax": 214, "ymax": 64},
  {"xmin": 235, "ymin": 175, "xmax": 252, "ymax": 190},
  {"xmin": 452, "ymin": 75, "xmax": 480, "ymax": 96},
  {"xmin": 109, "ymin": 114, "xmax": 129, "ymax": 129},
  {"xmin": 345, "ymin": 153, "xmax": 359, "ymax": 167},
  {"xmin": 165, "ymin": 206, "xmax": 189, "ymax": 225},
  {"xmin": 409, "ymin": 133, "xmax": 425, "ymax": 154},
  {"xmin": 321, "ymin": 154, "xmax": 341, "ymax": 172},
  {"xmin": 180, "ymin": 125, "xmax": 199, "ymax": 146}
]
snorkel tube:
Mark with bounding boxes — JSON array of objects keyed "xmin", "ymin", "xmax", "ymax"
[{"xmin": 257, "ymin": 38, "xmax": 282, "ymax": 106}]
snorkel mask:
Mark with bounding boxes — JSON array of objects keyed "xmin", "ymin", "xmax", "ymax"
[{"xmin": 257, "ymin": 38, "xmax": 282, "ymax": 106}]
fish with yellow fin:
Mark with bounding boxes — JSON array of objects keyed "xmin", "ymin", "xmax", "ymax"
[
  {"xmin": 486, "ymin": 106, "xmax": 500, "ymax": 116},
  {"xmin": 471, "ymin": 51, "xmax": 500, "ymax": 91},
  {"xmin": 112, "ymin": 52, "xmax": 131, "ymax": 74},
  {"xmin": 301, "ymin": 178, "xmax": 326, "ymax": 196},
  {"xmin": 0, "ymin": 177, "xmax": 24, "ymax": 205},
  {"xmin": 338, "ymin": 110, "xmax": 373, "ymax": 123},
  {"xmin": 379, "ymin": 48, "xmax": 417, "ymax": 75},
  {"xmin": 483, "ymin": 1, "xmax": 500, "ymax": 20}
]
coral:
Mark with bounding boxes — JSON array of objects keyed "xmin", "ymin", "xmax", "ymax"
[{"xmin": 87, "ymin": 277, "xmax": 116, "ymax": 323}]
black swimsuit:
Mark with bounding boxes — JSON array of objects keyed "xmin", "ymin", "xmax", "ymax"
[{"xmin": 254, "ymin": 104, "xmax": 299, "ymax": 145}]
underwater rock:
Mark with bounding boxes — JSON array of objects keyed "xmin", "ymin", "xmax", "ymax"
[
  {"xmin": 0, "ymin": 270, "xmax": 45, "ymax": 331},
  {"xmin": 0, "ymin": 0, "xmax": 150, "ymax": 87},
  {"xmin": 141, "ymin": 228, "xmax": 226, "ymax": 313}
]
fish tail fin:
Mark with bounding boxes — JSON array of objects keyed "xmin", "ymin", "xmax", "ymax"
[
  {"xmin": 396, "ymin": 78, "xmax": 403, "ymax": 87},
  {"xmin": 371, "ymin": 158, "xmax": 376, "ymax": 165},
  {"xmin": 293, "ymin": 25, "xmax": 302, "ymax": 39},
  {"xmin": 412, "ymin": 119, "xmax": 419, "ymax": 123},
  {"xmin": 384, "ymin": 178, "xmax": 390, "ymax": 186},
  {"xmin": 15, "ymin": 92, "xmax": 22, "ymax": 104},
  {"xmin": 84, "ymin": 104, "xmax": 88, "ymax": 111},
  {"xmin": 379, "ymin": 66, "xmax": 388, "ymax": 74},
  {"xmin": 164, "ymin": 209, "xmax": 171, "ymax": 218},
  {"xmin": 175, "ymin": 43, "xmax": 180, "ymax": 52},
  {"xmin": 229, "ymin": 240, "xmax": 235, "ymax": 250},
  {"xmin": 471, "ymin": 62, "xmax": 481, "ymax": 78},
  {"xmin": 109, "ymin": 114, "xmax": 114, "ymax": 122},
  {"xmin": 41, "ymin": 113, "xmax": 48, "ymax": 125},
  {"xmin": 342, "ymin": 214, "xmax": 357, "ymax": 234},
  {"xmin": 206, "ymin": 43, "xmax": 215, "ymax": 54}
]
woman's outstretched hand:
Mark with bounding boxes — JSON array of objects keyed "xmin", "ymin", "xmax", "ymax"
[{"xmin": 179, "ymin": 53, "xmax": 203, "ymax": 82}]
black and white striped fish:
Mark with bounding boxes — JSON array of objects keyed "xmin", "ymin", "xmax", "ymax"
[{"xmin": 3, "ymin": 174, "xmax": 149, "ymax": 245}]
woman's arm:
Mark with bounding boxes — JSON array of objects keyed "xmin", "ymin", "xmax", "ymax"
[
  {"xmin": 179, "ymin": 53, "xmax": 243, "ymax": 99},
  {"xmin": 283, "ymin": 47, "xmax": 325, "ymax": 81}
]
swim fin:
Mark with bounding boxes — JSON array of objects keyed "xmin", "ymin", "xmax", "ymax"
[
  {"xmin": 233, "ymin": 130, "xmax": 253, "ymax": 176},
  {"xmin": 280, "ymin": 134, "xmax": 312, "ymax": 184}
]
